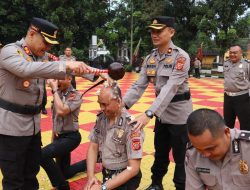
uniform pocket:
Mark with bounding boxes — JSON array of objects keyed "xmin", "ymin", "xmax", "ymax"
[
  {"xmin": 199, "ymin": 174, "xmax": 217, "ymax": 189},
  {"xmin": 232, "ymin": 175, "xmax": 250, "ymax": 187}
]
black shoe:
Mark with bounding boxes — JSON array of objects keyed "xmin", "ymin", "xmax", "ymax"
[
  {"xmin": 145, "ymin": 184, "xmax": 164, "ymax": 190},
  {"xmin": 55, "ymin": 182, "xmax": 70, "ymax": 190},
  {"xmin": 41, "ymin": 108, "xmax": 47, "ymax": 115}
]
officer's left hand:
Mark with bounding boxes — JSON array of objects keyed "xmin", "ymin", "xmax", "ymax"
[
  {"xmin": 129, "ymin": 113, "xmax": 150, "ymax": 131},
  {"xmin": 47, "ymin": 79, "xmax": 58, "ymax": 90}
]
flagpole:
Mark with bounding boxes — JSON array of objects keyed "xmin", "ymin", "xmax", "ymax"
[{"xmin": 130, "ymin": 0, "xmax": 133, "ymax": 66}]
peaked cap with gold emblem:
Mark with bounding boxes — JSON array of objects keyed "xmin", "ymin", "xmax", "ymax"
[
  {"xmin": 148, "ymin": 16, "xmax": 175, "ymax": 30},
  {"xmin": 30, "ymin": 17, "xmax": 59, "ymax": 45}
]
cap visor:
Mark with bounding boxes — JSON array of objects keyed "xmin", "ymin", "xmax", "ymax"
[
  {"xmin": 43, "ymin": 36, "xmax": 59, "ymax": 45},
  {"xmin": 148, "ymin": 24, "xmax": 166, "ymax": 30}
]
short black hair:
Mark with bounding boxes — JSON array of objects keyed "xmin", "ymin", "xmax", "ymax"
[
  {"xmin": 187, "ymin": 108, "xmax": 225, "ymax": 138},
  {"xmin": 229, "ymin": 44, "xmax": 243, "ymax": 50}
]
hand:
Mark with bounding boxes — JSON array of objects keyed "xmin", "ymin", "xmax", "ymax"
[
  {"xmin": 66, "ymin": 61, "xmax": 91, "ymax": 75},
  {"xmin": 89, "ymin": 184, "xmax": 101, "ymax": 190},
  {"xmin": 128, "ymin": 113, "xmax": 150, "ymax": 131},
  {"xmin": 84, "ymin": 176, "xmax": 101, "ymax": 190},
  {"xmin": 47, "ymin": 79, "xmax": 58, "ymax": 90}
]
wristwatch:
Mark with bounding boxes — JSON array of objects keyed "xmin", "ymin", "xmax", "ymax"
[
  {"xmin": 52, "ymin": 89, "xmax": 58, "ymax": 94},
  {"xmin": 101, "ymin": 183, "xmax": 107, "ymax": 190},
  {"xmin": 145, "ymin": 110, "xmax": 154, "ymax": 119}
]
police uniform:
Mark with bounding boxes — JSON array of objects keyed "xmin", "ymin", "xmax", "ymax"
[
  {"xmin": 223, "ymin": 58, "xmax": 250, "ymax": 130},
  {"xmin": 0, "ymin": 18, "xmax": 67, "ymax": 189},
  {"xmin": 185, "ymin": 128, "xmax": 250, "ymax": 190},
  {"xmin": 123, "ymin": 17, "xmax": 192, "ymax": 190},
  {"xmin": 41, "ymin": 85, "xmax": 86, "ymax": 189},
  {"xmin": 89, "ymin": 109, "xmax": 145, "ymax": 189},
  {"xmin": 59, "ymin": 54, "xmax": 77, "ymax": 88}
]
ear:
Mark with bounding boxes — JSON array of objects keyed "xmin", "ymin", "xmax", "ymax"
[
  {"xmin": 169, "ymin": 28, "xmax": 175, "ymax": 37},
  {"xmin": 224, "ymin": 127, "xmax": 230, "ymax": 137}
]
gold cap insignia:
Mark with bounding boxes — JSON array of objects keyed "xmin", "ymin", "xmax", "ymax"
[
  {"xmin": 164, "ymin": 58, "xmax": 172, "ymax": 64},
  {"xmin": 239, "ymin": 160, "xmax": 249, "ymax": 174},
  {"xmin": 23, "ymin": 80, "xmax": 30, "ymax": 88},
  {"xmin": 152, "ymin": 19, "xmax": 158, "ymax": 24},
  {"xmin": 53, "ymin": 30, "xmax": 57, "ymax": 38}
]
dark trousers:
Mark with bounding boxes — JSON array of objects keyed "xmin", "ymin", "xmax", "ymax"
[
  {"xmin": 194, "ymin": 68, "xmax": 200, "ymax": 78},
  {"xmin": 0, "ymin": 132, "xmax": 41, "ymax": 190},
  {"xmin": 42, "ymin": 81, "xmax": 47, "ymax": 110},
  {"xmin": 224, "ymin": 93, "xmax": 250, "ymax": 131},
  {"xmin": 151, "ymin": 119, "xmax": 188, "ymax": 190},
  {"xmin": 102, "ymin": 168, "xmax": 142, "ymax": 190},
  {"xmin": 40, "ymin": 131, "xmax": 86, "ymax": 187}
]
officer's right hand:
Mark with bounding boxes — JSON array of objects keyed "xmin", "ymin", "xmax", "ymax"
[
  {"xmin": 66, "ymin": 61, "xmax": 91, "ymax": 75},
  {"xmin": 84, "ymin": 176, "xmax": 100, "ymax": 190}
]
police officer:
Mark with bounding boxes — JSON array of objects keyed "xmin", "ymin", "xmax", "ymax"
[
  {"xmin": 223, "ymin": 44, "xmax": 250, "ymax": 131},
  {"xmin": 123, "ymin": 16, "xmax": 192, "ymax": 190},
  {"xmin": 59, "ymin": 47, "xmax": 77, "ymax": 89},
  {"xmin": 194, "ymin": 57, "xmax": 201, "ymax": 78},
  {"xmin": 186, "ymin": 108, "xmax": 250, "ymax": 190},
  {"xmin": 0, "ymin": 17, "xmax": 90, "ymax": 190},
  {"xmin": 84, "ymin": 81, "xmax": 144, "ymax": 190},
  {"xmin": 40, "ymin": 74, "xmax": 87, "ymax": 190}
]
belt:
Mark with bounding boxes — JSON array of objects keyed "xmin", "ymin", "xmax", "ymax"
[
  {"xmin": 0, "ymin": 98, "xmax": 42, "ymax": 115},
  {"xmin": 224, "ymin": 90, "xmax": 249, "ymax": 97},
  {"xmin": 102, "ymin": 167, "xmax": 126, "ymax": 181},
  {"xmin": 171, "ymin": 91, "xmax": 191, "ymax": 103},
  {"xmin": 56, "ymin": 131, "xmax": 78, "ymax": 137}
]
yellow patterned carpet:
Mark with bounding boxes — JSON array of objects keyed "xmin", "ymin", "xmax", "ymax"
[{"xmin": 0, "ymin": 73, "xmax": 230, "ymax": 190}]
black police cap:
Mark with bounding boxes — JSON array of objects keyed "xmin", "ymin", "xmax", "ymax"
[
  {"xmin": 30, "ymin": 17, "xmax": 59, "ymax": 44},
  {"xmin": 148, "ymin": 16, "xmax": 175, "ymax": 30}
]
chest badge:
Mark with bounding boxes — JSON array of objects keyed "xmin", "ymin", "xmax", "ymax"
[
  {"xmin": 23, "ymin": 80, "xmax": 30, "ymax": 88},
  {"xmin": 149, "ymin": 57, "xmax": 155, "ymax": 64},
  {"xmin": 239, "ymin": 160, "xmax": 249, "ymax": 174},
  {"xmin": 164, "ymin": 57, "xmax": 172, "ymax": 64},
  {"xmin": 116, "ymin": 129, "xmax": 124, "ymax": 138}
]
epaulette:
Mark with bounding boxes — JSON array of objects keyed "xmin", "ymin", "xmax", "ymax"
[
  {"xmin": 186, "ymin": 141, "xmax": 194, "ymax": 150},
  {"xmin": 238, "ymin": 132, "xmax": 250, "ymax": 141},
  {"xmin": 245, "ymin": 59, "xmax": 250, "ymax": 63},
  {"xmin": 96, "ymin": 111, "xmax": 104, "ymax": 117}
]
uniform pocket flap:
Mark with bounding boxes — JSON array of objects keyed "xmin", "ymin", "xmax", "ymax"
[{"xmin": 232, "ymin": 175, "xmax": 250, "ymax": 186}]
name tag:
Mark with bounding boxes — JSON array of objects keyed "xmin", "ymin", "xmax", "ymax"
[{"xmin": 196, "ymin": 167, "xmax": 210, "ymax": 173}]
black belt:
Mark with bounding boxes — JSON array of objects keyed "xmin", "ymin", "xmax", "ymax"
[
  {"xmin": 0, "ymin": 98, "xmax": 42, "ymax": 115},
  {"xmin": 102, "ymin": 167, "xmax": 126, "ymax": 181},
  {"xmin": 171, "ymin": 91, "xmax": 191, "ymax": 103}
]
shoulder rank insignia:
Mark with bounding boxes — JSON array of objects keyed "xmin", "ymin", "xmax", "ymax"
[
  {"xmin": 239, "ymin": 160, "xmax": 249, "ymax": 174},
  {"xmin": 118, "ymin": 117, "xmax": 123, "ymax": 126},
  {"xmin": 23, "ymin": 46, "xmax": 31, "ymax": 55},
  {"xmin": 232, "ymin": 139, "xmax": 240, "ymax": 153},
  {"xmin": 238, "ymin": 132, "xmax": 250, "ymax": 141}
]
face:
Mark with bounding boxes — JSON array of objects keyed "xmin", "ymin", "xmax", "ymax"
[
  {"xmin": 97, "ymin": 88, "xmax": 120, "ymax": 119},
  {"xmin": 28, "ymin": 29, "xmax": 52, "ymax": 57},
  {"xmin": 58, "ymin": 76, "xmax": 72, "ymax": 91},
  {"xmin": 229, "ymin": 46, "xmax": 242, "ymax": 63},
  {"xmin": 65, "ymin": 48, "xmax": 72, "ymax": 57},
  {"xmin": 150, "ymin": 27, "xmax": 175, "ymax": 47},
  {"xmin": 188, "ymin": 128, "xmax": 231, "ymax": 161}
]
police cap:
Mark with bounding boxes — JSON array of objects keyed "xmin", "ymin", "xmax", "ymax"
[
  {"xmin": 30, "ymin": 17, "xmax": 59, "ymax": 45},
  {"xmin": 148, "ymin": 16, "xmax": 175, "ymax": 30}
]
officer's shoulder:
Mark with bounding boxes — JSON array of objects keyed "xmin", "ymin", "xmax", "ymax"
[
  {"xmin": 236, "ymin": 131, "xmax": 250, "ymax": 141},
  {"xmin": 59, "ymin": 55, "xmax": 64, "ymax": 58},
  {"xmin": 244, "ymin": 59, "xmax": 250, "ymax": 63},
  {"xmin": 175, "ymin": 47, "xmax": 189, "ymax": 59},
  {"xmin": 186, "ymin": 141, "xmax": 194, "ymax": 150},
  {"xmin": 0, "ymin": 43, "xmax": 20, "ymax": 57},
  {"xmin": 96, "ymin": 111, "xmax": 104, "ymax": 120}
]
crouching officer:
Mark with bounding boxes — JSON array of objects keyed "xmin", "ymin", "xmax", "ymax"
[
  {"xmin": 186, "ymin": 108, "xmax": 250, "ymax": 190},
  {"xmin": 84, "ymin": 81, "xmax": 144, "ymax": 190},
  {"xmin": 40, "ymin": 74, "xmax": 87, "ymax": 190},
  {"xmin": 0, "ymin": 17, "xmax": 90, "ymax": 190}
]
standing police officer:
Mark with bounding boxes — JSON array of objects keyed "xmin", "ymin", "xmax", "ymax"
[
  {"xmin": 123, "ymin": 16, "xmax": 192, "ymax": 190},
  {"xmin": 85, "ymin": 82, "xmax": 144, "ymax": 190},
  {"xmin": 186, "ymin": 108, "xmax": 250, "ymax": 190},
  {"xmin": 59, "ymin": 47, "xmax": 77, "ymax": 89},
  {"xmin": 223, "ymin": 45, "xmax": 250, "ymax": 131},
  {"xmin": 0, "ymin": 17, "xmax": 90, "ymax": 190}
]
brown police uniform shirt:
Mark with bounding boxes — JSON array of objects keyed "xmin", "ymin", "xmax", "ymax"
[
  {"xmin": 123, "ymin": 41, "xmax": 192, "ymax": 124},
  {"xmin": 52, "ymin": 85, "xmax": 82, "ymax": 133},
  {"xmin": 89, "ymin": 109, "xmax": 144, "ymax": 170},
  {"xmin": 224, "ymin": 58, "xmax": 250, "ymax": 92},
  {"xmin": 185, "ymin": 128, "xmax": 250, "ymax": 190},
  {"xmin": 0, "ymin": 38, "xmax": 66, "ymax": 136}
]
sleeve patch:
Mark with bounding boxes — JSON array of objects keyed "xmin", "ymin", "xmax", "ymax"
[
  {"xmin": 132, "ymin": 139, "xmax": 141, "ymax": 151},
  {"xmin": 175, "ymin": 57, "xmax": 186, "ymax": 70}
]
